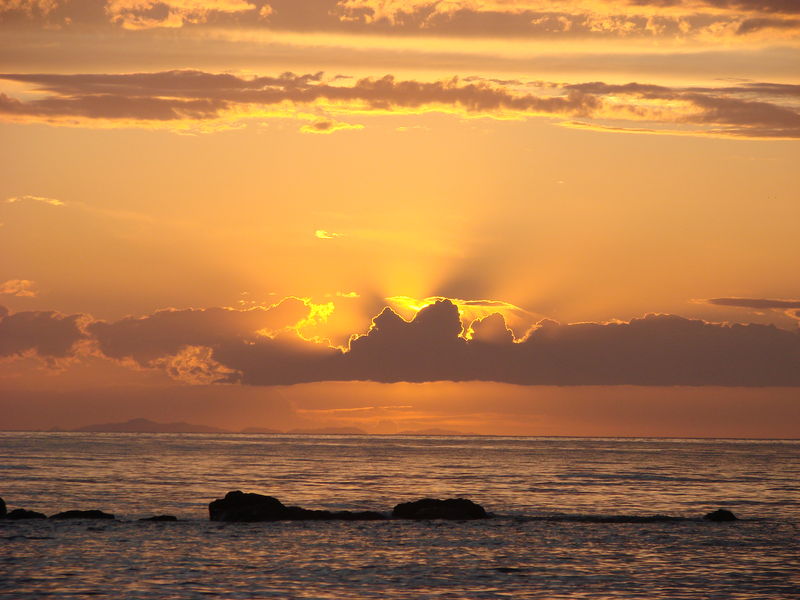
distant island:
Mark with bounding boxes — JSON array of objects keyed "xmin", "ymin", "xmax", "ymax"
[{"xmin": 64, "ymin": 418, "xmax": 473, "ymax": 436}]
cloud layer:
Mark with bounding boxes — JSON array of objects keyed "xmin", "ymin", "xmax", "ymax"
[
  {"xmin": 1, "ymin": 70, "xmax": 798, "ymax": 138},
  {"xmin": 3, "ymin": 0, "xmax": 799, "ymax": 40},
  {"xmin": 3, "ymin": 298, "xmax": 799, "ymax": 386},
  {"xmin": 0, "ymin": 306, "xmax": 87, "ymax": 361}
]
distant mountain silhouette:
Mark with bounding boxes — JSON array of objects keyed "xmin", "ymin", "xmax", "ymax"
[{"xmin": 74, "ymin": 418, "xmax": 226, "ymax": 433}]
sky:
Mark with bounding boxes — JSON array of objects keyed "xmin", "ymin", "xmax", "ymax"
[{"xmin": 1, "ymin": 0, "xmax": 799, "ymax": 437}]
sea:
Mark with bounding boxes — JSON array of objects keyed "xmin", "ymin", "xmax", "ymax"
[{"xmin": 1, "ymin": 433, "xmax": 798, "ymax": 599}]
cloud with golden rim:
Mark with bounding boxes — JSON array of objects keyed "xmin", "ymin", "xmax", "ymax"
[
  {"xmin": 1, "ymin": 70, "xmax": 798, "ymax": 138},
  {"xmin": 6, "ymin": 194, "xmax": 65, "ymax": 206},
  {"xmin": 0, "ymin": 280, "xmax": 38, "ymax": 298},
  {"xmin": 3, "ymin": 0, "xmax": 799, "ymax": 42},
  {"xmin": 4, "ymin": 298, "xmax": 800, "ymax": 386}
]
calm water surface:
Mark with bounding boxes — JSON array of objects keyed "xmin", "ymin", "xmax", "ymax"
[{"xmin": 1, "ymin": 433, "xmax": 798, "ymax": 598}]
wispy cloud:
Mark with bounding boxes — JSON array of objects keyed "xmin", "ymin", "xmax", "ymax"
[
  {"xmin": 703, "ymin": 297, "xmax": 800, "ymax": 310},
  {"xmin": 6, "ymin": 195, "xmax": 64, "ymax": 207},
  {"xmin": 699, "ymin": 297, "xmax": 800, "ymax": 322},
  {"xmin": 315, "ymin": 229, "xmax": 343, "ymax": 239},
  {"xmin": 300, "ymin": 119, "xmax": 363, "ymax": 134}
]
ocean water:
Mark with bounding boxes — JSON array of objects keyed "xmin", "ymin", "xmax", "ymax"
[{"xmin": 1, "ymin": 433, "xmax": 798, "ymax": 599}]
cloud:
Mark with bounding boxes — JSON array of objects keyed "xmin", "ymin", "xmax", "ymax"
[
  {"xmin": 1, "ymin": 70, "xmax": 797, "ymax": 138},
  {"xmin": 86, "ymin": 296, "xmax": 313, "ymax": 367},
  {"xmin": 701, "ymin": 297, "xmax": 800, "ymax": 323},
  {"xmin": 704, "ymin": 297, "xmax": 800, "ymax": 310},
  {"xmin": 105, "ymin": 0, "xmax": 259, "ymax": 30},
  {"xmin": 6, "ymin": 194, "xmax": 64, "ymax": 206},
  {"xmin": 300, "ymin": 119, "xmax": 363, "ymax": 134},
  {"xmin": 0, "ymin": 306, "xmax": 88, "ymax": 361},
  {"xmin": 3, "ymin": 0, "xmax": 799, "ymax": 41},
  {"xmin": 0, "ymin": 279, "xmax": 37, "ymax": 298},
  {"xmin": 161, "ymin": 344, "xmax": 240, "ymax": 384},
  {"xmin": 5, "ymin": 298, "xmax": 799, "ymax": 385},
  {"xmin": 315, "ymin": 229, "xmax": 343, "ymax": 238}
]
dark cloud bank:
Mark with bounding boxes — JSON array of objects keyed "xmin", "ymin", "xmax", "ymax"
[{"xmin": 2, "ymin": 299, "xmax": 799, "ymax": 386}]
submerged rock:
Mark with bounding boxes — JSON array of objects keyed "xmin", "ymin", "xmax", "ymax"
[
  {"xmin": 209, "ymin": 491, "xmax": 388, "ymax": 522},
  {"xmin": 703, "ymin": 509, "xmax": 737, "ymax": 522},
  {"xmin": 50, "ymin": 510, "xmax": 115, "ymax": 520},
  {"xmin": 392, "ymin": 498, "xmax": 488, "ymax": 520},
  {"xmin": 0, "ymin": 496, "xmax": 5, "ymax": 518},
  {"xmin": 6, "ymin": 508, "xmax": 47, "ymax": 520},
  {"xmin": 139, "ymin": 515, "xmax": 178, "ymax": 522}
]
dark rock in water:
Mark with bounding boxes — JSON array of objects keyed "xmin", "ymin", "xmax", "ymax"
[
  {"xmin": 6, "ymin": 508, "xmax": 47, "ymax": 520},
  {"xmin": 50, "ymin": 510, "xmax": 115, "ymax": 520},
  {"xmin": 209, "ymin": 491, "xmax": 388, "ymax": 522},
  {"xmin": 139, "ymin": 515, "xmax": 178, "ymax": 522},
  {"xmin": 704, "ymin": 509, "xmax": 737, "ymax": 522},
  {"xmin": 392, "ymin": 498, "xmax": 488, "ymax": 520},
  {"xmin": 210, "ymin": 491, "xmax": 291, "ymax": 522},
  {"xmin": 0, "ymin": 496, "xmax": 5, "ymax": 518}
]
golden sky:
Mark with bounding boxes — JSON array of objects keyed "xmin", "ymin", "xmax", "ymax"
[{"xmin": 1, "ymin": 0, "xmax": 799, "ymax": 436}]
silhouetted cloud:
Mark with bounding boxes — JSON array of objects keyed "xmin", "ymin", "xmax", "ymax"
[
  {"xmin": 87, "ymin": 297, "xmax": 312, "ymax": 367},
  {"xmin": 1, "ymin": 70, "xmax": 798, "ymax": 138},
  {"xmin": 4, "ymin": 299, "xmax": 799, "ymax": 385},
  {"xmin": 0, "ymin": 307, "xmax": 87, "ymax": 360}
]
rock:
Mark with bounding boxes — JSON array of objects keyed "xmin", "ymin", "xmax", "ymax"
[
  {"xmin": 209, "ymin": 491, "xmax": 389, "ymax": 522},
  {"xmin": 0, "ymin": 496, "xmax": 5, "ymax": 518},
  {"xmin": 210, "ymin": 491, "xmax": 291, "ymax": 522},
  {"xmin": 50, "ymin": 510, "xmax": 115, "ymax": 520},
  {"xmin": 704, "ymin": 509, "xmax": 737, "ymax": 522},
  {"xmin": 6, "ymin": 508, "xmax": 47, "ymax": 520},
  {"xmin": 139, "ymin": 515, "xmax": 178, "ymax": 522},
  {"xmin": 392, "ymin": 498, "xmax": 488, "ymax": 520}
]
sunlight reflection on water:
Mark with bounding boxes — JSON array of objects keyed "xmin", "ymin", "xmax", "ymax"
[{"xmin": 1, "ymin": 434, "xmax": 798, "ymax": 598}]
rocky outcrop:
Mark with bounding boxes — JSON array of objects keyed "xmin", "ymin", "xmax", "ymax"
[
  {"xmin": 392, "ymin": 498, "xmax": 488, "ymax": 520},
  {"xmin": 139, "ymin": 515, "xmax": 178, "ymax": 522},
  {"xmin": 703, "ymin": 509, "xmax": 737, "ymax": 522},
  {"xmin": 209, "ymin": 491, "xmax": 290, "ymax": 522},
  {"xmin": 6, "ymin": 508, "xmax": 47, "ymax": 520},
  {"xmin": 50, "ymin": 509, "xmax": 115, "ymax": 520},
  {"xmin": 0, "ymin": 496, "xmax": 5, "ymax": 518},
  {"xmin": 209, "ymin": 491, "xmax": 387, "ymax": 522}
]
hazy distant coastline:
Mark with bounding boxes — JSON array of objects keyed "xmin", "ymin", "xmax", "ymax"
[{"xmin": 42, "ymin": 418, "xmax": 473, "ymax": 436}]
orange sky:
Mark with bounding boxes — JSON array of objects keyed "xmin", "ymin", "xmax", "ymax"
[{"xmin": 1, "ymin": 0, "xmax": 798, "ymax": 437}]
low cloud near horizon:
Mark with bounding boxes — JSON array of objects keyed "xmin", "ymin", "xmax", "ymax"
[
  {"xmin": 1, "ymin": 71, "xmax": 798, "ymax": 139},
  {"xmin": 2, "ymin": 298, "xmax": 798, "ymax": 387}
]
